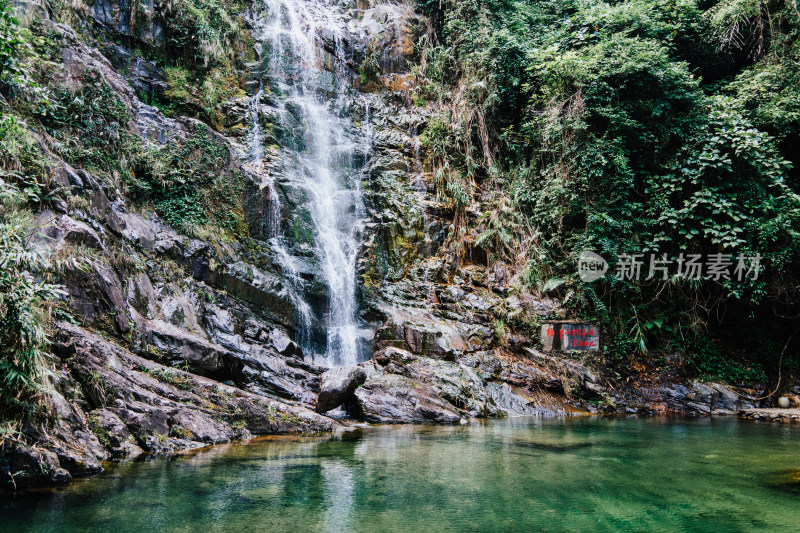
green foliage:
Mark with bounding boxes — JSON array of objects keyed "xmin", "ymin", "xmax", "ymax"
[
  {"xmin": 37, "ymin": 72, "xmax": 131, "ymax": 174},
  {"xmin": 681, "ymin": 336, "xmax": 768, "ymax": 384},
  {"xmin": 647, "ymin": 97, "xmax": 799, "ymax": 266},
  {"xmin": 0, "ymin": 179, "xmax": 64, "ymax": 420},
  {"xmin": 0, "ymin": 6, "xmax": 61, "ymax": 420},
  {"xmin": 129, "ymin": 126, "xmax": 247, "ymax": 235},
  {"xmin": 163, "ymin": 0, "xmax": 245, "ymax": 68},
  {"xmin": 123, "ymin": 0, "xmax": 250, "ymax": 127},
  {"xmin": 0, "ymin": 114, "xmax": 51, "ymax": 204},
  {"xmin": 419, "ymin": 112, "xmax": 476, "ymax": 245},
  {"xmin": 360, "ymin": 38, "xmax": 383, "ymax": 86},
  {"xmin": 414, "ymin": 0, "xmax": 800, "ymax": 379},
  {"xmin": 729, "ymin": 54, "xmax": 800, "ymax": 142},
  {"xmin": 163, "ymin": 65, "xmax": 244, "ymax": 127},
  {"xmin": 88, "ymin": 415, "xmax": 112, "ymax": 447},
  {"xmin": 137, "ymin": 365, "xmax": 194, "ymax": 391},
  {"xmin": 38, "ymin": 0, "xmax": 250, "ymax": 128},
  {"xmin": 706, "ymin": 0, "xmax": 770, "ymax": 58},
  {"xmin": 0, "ymin": 0, "xmax": 20, "ymax": 79}
]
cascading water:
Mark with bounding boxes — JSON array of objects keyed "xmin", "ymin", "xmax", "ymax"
[
  {"xmin": 247, "ymin": 82, "xmax": 282, "ymax": 238},
  {"xmin": 246, "ymin": 0, "xmax": 368, "ymax": 367}
]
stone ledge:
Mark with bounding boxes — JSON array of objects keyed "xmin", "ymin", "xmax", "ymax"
[{"xmin": 739, "ymin": 408, "xmax": 800, "ymax": 422}]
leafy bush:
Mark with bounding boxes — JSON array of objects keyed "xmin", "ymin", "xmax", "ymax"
[
  {"xmin": 163, "ymin": 65, "xmax": 244, "ymax": 127},
  {"xmin": 0, "ymin": 7, "xmax": 63, "ymax": 420},
  {"xmin": 0, "ymin": 179, "xmax": 63, "ymax": 420},
  {"xmin": 681, "ymin": 336, "xmax": 768, "ymax": 385},
  {"xmin": 163, "ymin": 0, "xmax": 245, "ymax": 68},
  {"xmin": 130, "ymin": 126, "xmax": 246, "ymax": 235},
  {"xmin": 412, "ymin": 0, "xmax": 800, "ymax": 378},
  {"xmin": 37, "ymin": 72, "xmax": 131, "ymax": 174},
  {"xmin": 0, "ymin": 0, "xmax": 20, "ymax": 79}
]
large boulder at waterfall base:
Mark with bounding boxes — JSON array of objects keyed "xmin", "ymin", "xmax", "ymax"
[
  {"xmin": 352, "ymin": 374, "xmax": 463, "ymax": 423},
  {"xmin": 316, "ymin": 366, "xmax": 367, "ymax": 413}
]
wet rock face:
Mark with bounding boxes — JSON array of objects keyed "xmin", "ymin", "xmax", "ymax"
[
  {"xmin": 102, "ymin": 44, "xmax": 168, "ymax": 99},
  {"xmin": 144, "ymin": 319, "xmax": 233, "ymax": 376},
  {"xmin": 348, "ymin": 2, "xmax": 421, "ymax": 91},
  {"xmin": 91, "ymin": 0, "xmax": 164, "ymax": 46},
  {"xmin": 1, "ymin": 321, "xmax": 340, "ymax": 488},
  {"xmin": 353, "ymin": 374, "xmax": 463, "ymax": 423},
  {"xmin": 316, "ymin": 366, "xmax": 367, "ymax": 413},
  {"xmin": 35, "ymin": 213, "xmax": 105, "ymax": 253},
  {"xmin": 269, "ymin": 329, "xmax": 304, "ymax": 359},
  {"xmin": 65, "ymin": 259, "xmax": 132, "ymax": 335}
]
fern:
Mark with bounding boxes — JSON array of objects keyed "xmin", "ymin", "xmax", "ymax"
[{"xmin": 0, "ymin": 178, "xmax": 64, "ymax": 420}]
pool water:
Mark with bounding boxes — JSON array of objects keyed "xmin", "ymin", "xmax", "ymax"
[{"xmin": 3, "ymin": 417, "xmax": 800, "ymax": 532}]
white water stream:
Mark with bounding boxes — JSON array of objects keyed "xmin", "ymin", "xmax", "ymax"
[{"xmin": 246, "ymin": 0, "xmax": 368, "ymax": 367}]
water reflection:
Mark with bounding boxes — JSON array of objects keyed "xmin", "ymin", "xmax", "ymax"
[{"xmin": 3, "ymin": 418, "xmax": 800, "ymax": 532}]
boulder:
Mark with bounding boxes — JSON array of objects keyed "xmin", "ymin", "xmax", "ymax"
[
  {"xmin": 110, "ymin": 209, "xmax": 157, "ymax": 250},
  {"xmin": 403, "ymin": 357, "xmax": 502, "ymax": 417},
  {"xmin": 88, "ymin": 408, "xmax": 142, "ymax": 456},
  {"xmin": 688, "ymin": 381, "xmax": 753, "ymax": 412},
  {"xmin": 353, "ymin": 374, "xmax": 463, "ymax": 423},
  {"xmin": 47, "ymin": 427, "xmax": 107, "ymax": 476},
  {"xmin": 115, "ymin": 403, "xmax": 171, "ymax": 445},
  {"xmin": 316, "ymin": 366, "xmax": 367, "ymax": 413},
  {"xmin": 1, "ymin": 445, "xmax": 72, "ymax": 488},
  {"xmin": 373, "ymin": 346, "xmax": 417, "ymax": 366},
  {"xmin": 241, "ymin": 363, "xmax": 316, "ymax": 404},
  {"xmin": 170, "ymin": 410, "xmax": 232, "ymax": 444},
  {"xmin": 269, "ymin": 328, "xmax": 304, "ymax": 359},
  {"xmin": 383, "ymin": 309, "xmax": 466, "ymax": 360},
  {"xmin": 35, "ymin": 213, "xmax": 105, "ymax": 252}
]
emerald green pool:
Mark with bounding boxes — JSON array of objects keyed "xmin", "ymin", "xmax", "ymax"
[{"xmin": 3, "ymin": 417, "xmax": 800, "ymax": 532}]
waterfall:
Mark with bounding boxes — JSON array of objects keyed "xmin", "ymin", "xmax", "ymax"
[
  {"xmin": 247, "ymin": 83, "xmax": 281, "ymax": 239},
  {"xmin": 246, "ymin": 0, "xmax": 367, "ymax": 367}
]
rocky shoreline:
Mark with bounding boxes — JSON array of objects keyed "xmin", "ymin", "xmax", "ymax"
[
  {"xmin": 1, "ymin": 314, "xmax": 763, "ymax": 489},
  {"xmin": 739, "ymin": 408, "xmax": 800, "ymax": 423}
]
